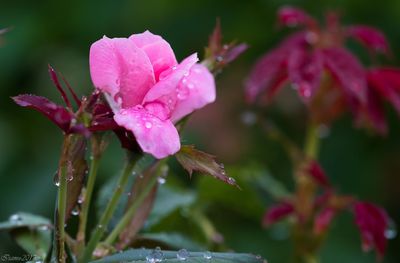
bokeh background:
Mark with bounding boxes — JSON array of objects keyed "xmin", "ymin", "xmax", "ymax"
[{"xmin": 0, "ymin": 0, "xmax": 399, "ymax": 262}]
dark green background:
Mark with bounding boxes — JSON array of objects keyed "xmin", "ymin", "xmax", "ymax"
[{"xmin": 0, "ymin": 0, "xmax": 399, "ymax": 262}]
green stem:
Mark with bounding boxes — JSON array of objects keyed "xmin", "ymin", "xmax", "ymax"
[
  {"xmin": 103, "ymin": 164, "xmax": 161, "ymax": 246},
  {"xmin": 76, "ymin": 149, "xmax": 101, "ymax": 250},
  {"xmin": 78, "ymin": 152, "xmax": 139, "ymax": 263},
  {"xmin": 57, "ymin": 164, "xmax": 68, "ymax": 263},
  {"xmin": 304, "ymin": 122, "xmax": 320, "ymax": 159}
]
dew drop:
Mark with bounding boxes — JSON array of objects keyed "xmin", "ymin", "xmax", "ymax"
[
  {"xmin": 38, "ymin": 225, "xmax": 50, "ymax": 231},
  {"xmin": 177, "ymin": 249, "xmax": 190, "ymax": 261},
  {"xmin": 53, "ymin": 173, "xmax": 60, "ymax": 187},
  {"xmin": 145, "ymin": 121, "xmax": 153, "ymax": 129},
  {"xmin": 385, "ymin": 220, "xmax": 397, "ymax": 240},
  {"xmin": 71, "ymin": 207, "xmax": 80, "ymax": 216},
  {"xmin": 187, "ymin": 83, "xmax": 195, "ymax": 89},
  {"xmin": 98, "ymin": 224, "xmax": 103, "ymax": 229},
  {"xmin": 203, "ymin": 251, "xmax": 212, "ymax": 260},
  {"xmin": 216, "ymin": 56, "xmax": 223, "ymax": 62},
  {"xmin": 9, "ymin": 214, "xmax": 22, "ymax": 224},
  {"xmin": 67, "ymin": 174, "xmax": 74, "ymax": 182},
  {"xmin": 176, "ymin": 86, "xmax": 189, "ymax": 100},
  {"xmin": 219, "ymin": 163, "xmax": 225, "ymax": 169},
  {"xmin": 78, "ymin": 192, "xmax": 85, "ymax": 204},
  {"xmin": 157, "ymin": 177, "xmax": 166, "ymax": 185},
  {"xmin": 227, "ymin": 177, "xmax": 236, "ymax": 185},
  {"xmin": 146, "ymin": 247, "xmax": 163, "ymax": 263}
]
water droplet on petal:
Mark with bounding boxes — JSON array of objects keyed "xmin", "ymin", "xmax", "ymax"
[
  {"xmin": 67, "ymin": 174, "xmax": 74, "ymax": 182},
  {"xmin": 187, "ymin": 83, "xmax": 195, "ymax": 89},
  {"xmin": 203, "ymin": 251, "xmax": 212, "ymax": 260},
  {"xmin": 176, "ymin": 86, "xmax": 189, "ymax": 100},
  {"xmin": 177, "ymin": 249, "xmax": 190, "ymax": 261},
  {"xmin": 9, "ymin": 214, "xmax": 22, "ymax": 224},
  {"xmin": 216, "ymin": 56, "xmax": 223, "ymax": 62},
  {"xmin": 145, "ymin": 121, "xmax": 153, "ymax": 129}
]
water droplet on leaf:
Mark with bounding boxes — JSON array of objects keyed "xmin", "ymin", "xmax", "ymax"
[
  {"xmin": 146, "ymin": 247, "xmax": 163, "ymax": 262},
  {"xmin": 177, "ymin": 249, "xmax": 190, "ymax": 261},
  {"xmin": 203, "ymin": 251, "xmax": 212, "ymax": 260},
  {"xmin": 9, "ymin": 214, "xmax": 22, "ymax": 224}
]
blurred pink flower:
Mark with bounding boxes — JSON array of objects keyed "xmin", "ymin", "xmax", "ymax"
[
  {"xmin": 353, "ymin": 202, "xmax": 390, "ymax": 259},
  {"xmin": 90, "ymin": 31, "xmax": 216, "ymax": 158}
]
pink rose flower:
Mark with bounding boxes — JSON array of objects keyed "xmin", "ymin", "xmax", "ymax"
[{"xmin": 89, "ymin": 31, "xmax": 216, "ymax": 158}]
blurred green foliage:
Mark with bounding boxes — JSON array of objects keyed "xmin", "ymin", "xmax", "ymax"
[{"xmin": 0, "ymin": 0, "xmax": 399, "ymax": 262}]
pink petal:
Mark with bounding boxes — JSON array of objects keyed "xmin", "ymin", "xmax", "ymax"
[
  {"xmin": 114, "ymin": 106, "xmax": 180, "ymax": 159},
  {"xmin": 130, "ymin": 31, "xmax": 177, "ymax": 81},
  {"xmin": 314, "ymin": 207, "xmax": 336, "ymax": 234},
  {"xmin": 347, "ymin": 26, "xmax": 390, "ymax": 55},
  {"xmin": 170, "ymin": 64, "xmax": 216, "ymax": 122},
  {"xmin": 89, "ymin": 36, "xmax": 155, "ymax": 108},
  {"xmin": 288, "ymin": 49, "xmax": 323, "ymax": 99},
  {"xmin": 262, "ymin": 202, "xmax": 294, "ymax": 226},
  {"xmin": 277, "ymin": 6, "xmax": 314, "ymax": 28},
  {"xmin": 322, "ymin": 47, "xmax": 367, "ymax": 103},
  {"xmin": 143, "ymin": 53, "xmax": 198, "ymax": 109}
]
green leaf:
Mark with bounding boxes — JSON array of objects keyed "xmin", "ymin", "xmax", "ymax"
[
  {"xmin": 175, "ymin": 145, "xmax": 239, "ymax": 188},
  {"xmin": 0, "ymin": 212, "xmax": 52, "ymax": 260},
  {"xmin": 147, "ymin": 186, "xmax": 196, "ymax": 227},
  {"xmin": 91, "ymin": 249, "xmax": 267, "ymax": 263},
  {"xmin": 116, "ymin": 163, "xmax": 160, "ymax": 249},
  {"xmin": 138, "ymin": 232, "xmax": 205, "ymax": 251},
  {"xmin": 0, "ymin": 212, "xmax": 51, "ymax": 230}
]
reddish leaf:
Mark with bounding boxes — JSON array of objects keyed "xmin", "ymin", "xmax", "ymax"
[
  {"xmin": 288, "ymin": 49, "xmax": 323, "ymax": 99},
  {"xmin": 223, "ymin": 43, "xmax": 248, "ymax": 64},
  {"xmin": 314, "ymin": 207, "xmax": 336, "ymax": 234},
  {"xmin": 363, "ymin": 85, "xmax": 387, "ymax": 135},
  {"xmin": 262, "ymin": 201, "xmax": 294, "ymax": 226},
  {"xmin": 347, "ymin": 26, "xmax": 390, "ymax": 55},
  {"xmin": 12, "ymin": 94, "xmax": 73, "ymax": 132},
  {"xmin": 353, "ymin": 202, "xmax": 390, "ymax": 259},
  {"xmin": 48, "ymin": 65, "xmax": 72, "ymax": 109},
  {"xmin": 245, "ymin": 32, "xmax": 307, "ymax": 102},
  {"xmin": 175, "ymin": 145, "xmax": 239, "ymax": 188},
  {"xmin": 277, "ymin": 6, "xmax": 315, "ymax": 28},
  {"xmin": 208, "ymin": 19, "xmax": 222, "ymax": 56},
  {"xmin": 306, "ymin": 160, "xmax": 330, "ymax": 187},
  {"xmin": 367, "ymin": 68, "xmax": 400, "ymax": 114},
  {"xmin": 322, "ymin": 47, "xmax": 367, "ymax": 103}
]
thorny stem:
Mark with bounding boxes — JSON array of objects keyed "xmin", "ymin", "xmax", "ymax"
[
  {"xmin": 103, "ymin": 163, "xmax": 163, "ymax": 246},
  {"xmin": 79, "ymin": 152, "xmax": 139, "ymax": 263},
  {"xmin": 76, "ymin": 137, "xmax": 103, "ymax": 253}
]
